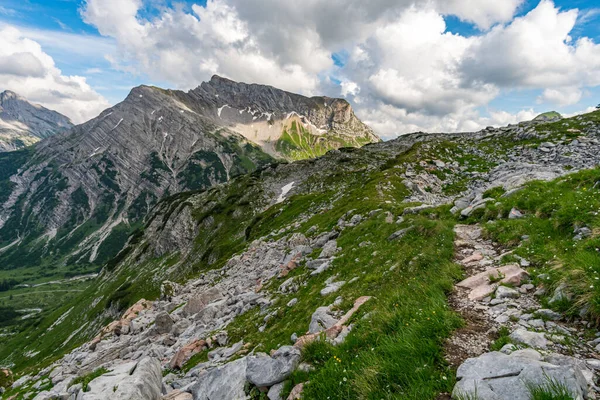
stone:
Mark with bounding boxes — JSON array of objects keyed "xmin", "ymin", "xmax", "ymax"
[
  {"xmin": 549, "ymin": 283, "xmax": 572, "ymax": 305},
  {"xmin": 287, "ymin": 383, "xmax": 305, "ymax": 400},
  {"xmin": 387, "ymin": 227, "xmax": 413, "ymax": 241},
  {"xmin": 528, "ymin": 319, "xmax": 545, "ymax": 329},
  {"xmin": 456, "ymin": 264, "xmax": 529, "ymax": 301},
  {"xmin": 190, "ymin": 358, "xmax": 247, "ymax": 400},
  {"xmin": 169, "ymin": 339, "xmax": 208, "ymax": 370},
  {"xmin": 320, "ymin": 281, "xmax": 345, "ymax": 296},
  {"xmin": 162, "ymin": 390, "xmax": 193, "ymax": 400},
  {"xmin": 495, "ymin": 286, "xmax": 519, "ymax": 299},
  {"xmin": 183, "ymin": 287, "xmax": 224, "ymax": 316},
  {"xmin": 171, "ymin": 319, "xmax": 191, "ymax": 337},
  {"xmin": 536, "ymin": 309, "xmax": 562, "ymax": 321},
  {"xmin": 154, "ymin": 312, "xmax": 174, "ymax": 335},
  {"xmin": 308, "ymin": 307, "xmax": 338, "ymax": 334},
  {"xmin": 268, "ymin": 382, "xmax": 285, "ymax": 400},
  {"xmin": 287, "ymin": 298, "xmax": 298, "ymax": 307},
  {"xmin": 246, "ymin": 346, "xmax": 301, "ymax": 387},
  {"xmin": 453, "ymin": 351, "xmax": 587, "ymax": 400},
  {"xmin": 509, "ymin": 328, "xmax": 548, "ymax": 349},
  {"xmin": 319, "ymin": 240, "xmax": 339, "ymax": 258},
  {"xmin": 508, "ymin": 208, "xmax": 524, "ymax": 219}
]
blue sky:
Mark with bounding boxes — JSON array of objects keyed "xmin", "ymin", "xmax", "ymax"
[{"xmin": 0, "ymin": 0, "xmax": 599, "ymax": 136}]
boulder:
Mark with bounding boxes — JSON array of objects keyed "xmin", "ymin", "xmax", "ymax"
[
  {"xmin": 509, "ymin": 328, "xmax": 548, "ymax": 349},
  {"xmin": 246, "ymin": 346, "xmax": 301, "ymax": 387},
  {"xmin": 453, "ymin": 351, "xmax": 587, "ymax": 400},
  {"xmin": 509, "ymin": 208, "xmax": 524, "ymax": 219},
  {"xmin": 320, "ymin": 280, "xmax": 345, "ymax": 296},
  {"xmin": 154, "ymin": 312, "xmax": 174, "ymax": 334},
  {"xmin": 183, "ymin": 288, "xmax": 224, "ymax": 316},
  {"xmin": 169, "ymin": 339, "xmax": 208, "ymax": 370},
  {"xmin": 190, "ymin": 358, "xmax": 247, "ymax": 400}
]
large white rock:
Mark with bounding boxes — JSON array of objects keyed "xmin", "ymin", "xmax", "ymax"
[{"xmin": 453, "ymin": 351, "xmax": 588, "ymax": 400}]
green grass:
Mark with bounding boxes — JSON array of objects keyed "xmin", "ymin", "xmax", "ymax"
[
  {"xmin": 275, "ymin": 120, "xmax": 373, "ymax": 161},
  {"xmin": 527, "ymin": 377, "xmax": 575, "ymax": 400},
  {"xmin": 69, "ymin": 367, "xmax": 109, "ymax": 392},
  {"xmin": 490, "ymin": 326, "xmax": 512, "ymax": 351}
]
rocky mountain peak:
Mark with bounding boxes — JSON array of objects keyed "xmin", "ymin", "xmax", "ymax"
[{"xmin": 0, "ymin": 90, "xmax": 73, "ymax": 152}]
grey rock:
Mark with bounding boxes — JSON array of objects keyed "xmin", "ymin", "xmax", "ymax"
[
  {"xmin": 267, "ymin": 382, "xmax": 284, "ymax": 400},
  {"xmin": 509, "ymin": 328, "xmax": 548, "ymax": 349},
  {"xmin": 320, "ymin": 281, "xmax": 345, "ymax": 296},
  {"xmin": 536, "ymin": 309, "xmax": 562, "ymax": 321},
  {"xmin": 387, "ymin": 227, "xmax": 413, "ymax": 241},
  {"xmin": 246, "ymin": 346, "xmax": 301, "ymax": 387},
  {"xmin": 508, "ymin": 208, "xmax": 524, "ymax": 219},
  {"xmin": 496, "ymin": 286, "xmax": 520, "ymax": 299},
  {"xmin": 453, "ymin": 351, "xmax": 587, "ymax": 400},
  {"xmin": 319, "ymin": 240, "xmax": 339, "ymax": 258},
  {"xmin": 309, "ymin": 306, "xmax": 338, "ymax": 334},
  {"xmin": 190, "ymin": 358, "xmax": 247, "ymax": 400},
  {"xmin": 286, "ymin": 298, "xmax": 298, "ymax": 307},
  {"xmin": 154, "ymin": 312, "xmax": 174, "ymax": 335},
  {"xmin": 549, "ymin": 283, "xmax": 571, "ymax": 305}
]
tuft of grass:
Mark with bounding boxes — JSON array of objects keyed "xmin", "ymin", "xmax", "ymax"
[
  {"xmin": 527, "ymin": 377, "xmax": 575, "ymax": 400},
  {"xmin": 490, "ymin": 326, "xmax": 512, "ymax": 351},
  {"xmin": 69, "ymin": 367, "xmax": 109, "ymax": 392}
]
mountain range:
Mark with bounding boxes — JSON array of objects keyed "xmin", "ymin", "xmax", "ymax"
[
  {"xmin": 0, "ymin": 76, "xmax": 378, "ymax": 286},
  {"xmin": 0, "ymin": 91, "xmax": 72, "ymax": 152}
]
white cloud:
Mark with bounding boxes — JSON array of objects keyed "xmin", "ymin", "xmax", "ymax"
[
  {"xmin": 0, "ymin": 26, "xmax": 110, "ymax": 123},
  {"xmin": 537, "ymin": 87, "xmax": 583, "ymax": 107},
  {"xmin": 70, "ymin": 0, "xmax": 600, "ymax": 137}
]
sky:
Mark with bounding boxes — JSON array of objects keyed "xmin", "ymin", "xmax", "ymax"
[{"xmin": 0, "ymin": 0, "xmax": 600, "ymax": 139}]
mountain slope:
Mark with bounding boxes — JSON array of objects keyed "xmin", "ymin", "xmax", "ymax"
[
  {"xmin": 191, "ymin": 75, "xmax": 380, "ymax": 160},
  {"xmin": 0, "ymin": 78, "xmax": 376, "ymax": 294},
  {"xmin": 3, "ymin": 110, "xmax": 600, "ymax": 399},
  {"xmin": 0, "ymin": 91, "xmax": 72, "ymax": 152}
]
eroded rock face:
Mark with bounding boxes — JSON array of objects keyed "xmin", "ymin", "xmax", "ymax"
[{"xmin": 453, "ymin": 350, "xmax": 588, "ymax": 400}]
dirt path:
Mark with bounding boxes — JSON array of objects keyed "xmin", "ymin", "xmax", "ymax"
[{"xmin": 444, "ymin": 224, "xmax": 599, "ymax": 399}]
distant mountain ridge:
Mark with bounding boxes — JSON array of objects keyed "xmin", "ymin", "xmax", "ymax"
[{"xmin": 0, "ymin": 90, "xmax": 72, "ymax": 152}]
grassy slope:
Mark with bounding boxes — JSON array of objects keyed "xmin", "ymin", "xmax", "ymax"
[
  {"xmin": 4, "ymin": 110, "xmax": 600, "ymax": 398},
  {"xmin": 275, "ymin": 120, "xmax": 373, "ymax": 161}
]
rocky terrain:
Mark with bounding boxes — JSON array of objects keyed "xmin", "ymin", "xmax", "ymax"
[
  {"xmin": 2, "ymin": 110, "xmax": 600, "ymax": 399},
  {"xmin": 0, "ymin": 91, "xmax": 72, "ymax": 152}
]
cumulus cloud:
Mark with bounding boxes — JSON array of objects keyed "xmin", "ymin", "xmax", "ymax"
[
  {"xmin": 78, "ymin": 0, "xmax": 599, "ymax": 137},
  {"xmin": 0, "ymin": 26, "xmax": 110, "ymax": 123}
]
